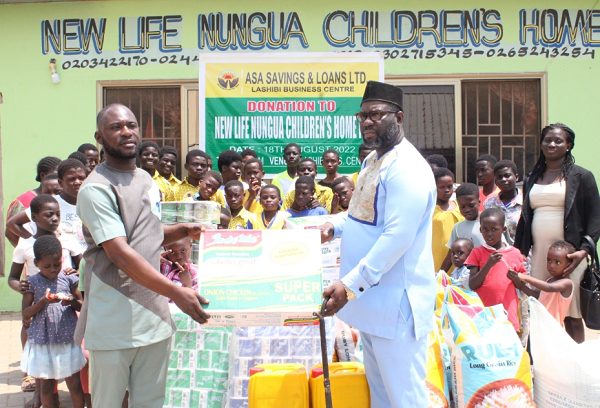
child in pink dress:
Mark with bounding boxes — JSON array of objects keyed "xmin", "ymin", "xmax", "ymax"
[{"xmin": 508, "ymin": 240, "xmax": 574, "ymax": 327}]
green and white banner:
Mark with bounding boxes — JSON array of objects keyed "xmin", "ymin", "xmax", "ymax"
[{"xmin": 199, "ymin": 52, "xmax": 383, "ymax": 176}]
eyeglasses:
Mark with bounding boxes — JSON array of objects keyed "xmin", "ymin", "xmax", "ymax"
[{"xmin": 355, "ymin": 110, "xmax": 399, "ymax": 123}]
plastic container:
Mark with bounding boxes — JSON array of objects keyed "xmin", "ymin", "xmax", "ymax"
[
  {"xmin": 248, "ymin": 363, "xmax": 309, "ymax": 408},
  {"xmin": 309, "ymin": 362, "xmax": 370, "ymax": 408}
]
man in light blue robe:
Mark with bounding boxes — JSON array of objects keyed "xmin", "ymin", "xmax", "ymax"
[{"xmin": 320, "ymin": 81, "xmax": 436, "ymax": 407}]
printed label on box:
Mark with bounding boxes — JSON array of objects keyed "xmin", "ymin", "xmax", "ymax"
[
  {"xmin": 284, "ymin": 214, "xmax": 341, "ymax": 230},
  {"xmin": 322, "ymin": 267, "xmax": 340, "ymax": 288},
  {"xmin": 198, "ymin": 230, "xmax": 323, "ymax": 326}
]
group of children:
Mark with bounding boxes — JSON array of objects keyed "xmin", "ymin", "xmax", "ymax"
[
  {"xmin": 144, "ymin": 142, "xmax": 371, "ymax": 231},
  {"xmin": 427, "ymin": 154, "xmax": 575, "ymax": 333},
  {"xmin": 5, "ymin": 140, "xmax": 578, "ymax": 408},
  {"xmin": 5, "ymin": 141, "xmax": 371, "ymax": 408},
  {"xmin": 156, "ymin": 144, "xmax": 370, "ymax": 301},
  {"xmin": 5, "ymin": 148, "xmax": 97, "ymax": 408},
  {"xmin": 5, "ymin": 145, "xmax": 120, "ymax": 408}
]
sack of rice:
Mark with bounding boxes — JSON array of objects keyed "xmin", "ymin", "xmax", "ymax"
[
  {"xmin": 444, "ymin": 303, "xmax": 534, "ymax": 408},
  {"xmin": 529, "ymin": 297, "xmax": 600, "ymax": 408},
  {"xmin": 425, "ymin": 329, "xmax": 450, "ymax": 408}
]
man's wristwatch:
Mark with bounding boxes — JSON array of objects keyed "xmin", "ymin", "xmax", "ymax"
[{"xmin": 341, "ymin": 282, "xmax": 356, "ymax": 300}]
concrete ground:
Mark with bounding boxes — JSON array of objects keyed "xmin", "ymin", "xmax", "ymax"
[
  {"xmin": 0, "ymin": 313, "xmax": 74, "ymax": 408},
  {"xmin": 1, "ymin": 311, "xmax": 599, "ymax": 407}
]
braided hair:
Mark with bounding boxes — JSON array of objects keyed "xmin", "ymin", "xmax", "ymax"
[
  {"xmin": 35, "ymin": 156, "xmax": 61, "ymax": 182},
  {"xmin": 530, "ymin": 123, "xmax": 575, "ymax": 182}
]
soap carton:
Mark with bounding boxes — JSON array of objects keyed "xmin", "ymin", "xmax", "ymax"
[
  {"xmin": 198, "ymin": 230, "xmax": 323, "ymax": 327},
  {"xmin": 163, "ymin": 311, "xmax": 232, "ymax": 408},
  {"xmin": 161, "ymin": 201, "xmax": 221, "ymax": 225}
]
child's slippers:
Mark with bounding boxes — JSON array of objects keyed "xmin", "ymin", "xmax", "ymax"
[{"xmin": 21, "ymin": 376, "xmax": 36, "ymax": 392}]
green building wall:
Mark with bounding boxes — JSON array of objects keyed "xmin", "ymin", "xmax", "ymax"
[{"xmin": 1, "ymin": 0, "xmax": 599, "ymax": 310}]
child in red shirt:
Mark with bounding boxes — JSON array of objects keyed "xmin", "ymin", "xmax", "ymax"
[{"xmin": 467, "ymin": 208, "xmax": 526, "ymax": 331}]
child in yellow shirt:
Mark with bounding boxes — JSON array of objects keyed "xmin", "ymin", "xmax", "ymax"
[
  {"xmin": 250, "ymin": 185, "xmax": 289, "ymax": 230},
  {"xmin": 432, "ymin": 168, "xmax": 464, "ymax": 272}
]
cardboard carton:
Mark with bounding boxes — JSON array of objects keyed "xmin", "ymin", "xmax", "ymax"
[
  {"xmin": 197, "ymin": 230, "xmax": 323, "ymax": 327},
  {"xmin": 161, "ymin": 201, "xmax": 221, "ymax": 225},
  {"xmin": 284, "ymin": 214, "xmax": 341, "ymax": 230}
]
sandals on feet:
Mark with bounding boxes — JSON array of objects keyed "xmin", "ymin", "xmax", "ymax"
[{"xmin": 21, "ymin": 376, "xmax": 36, "ymax": 392}]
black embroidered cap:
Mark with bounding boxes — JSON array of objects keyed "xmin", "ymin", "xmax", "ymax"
[{"xmin": 361, "ymin": 81, "xmax": 403, "ymax": 111}]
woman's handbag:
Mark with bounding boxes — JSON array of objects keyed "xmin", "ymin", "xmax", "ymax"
[{"xmin": 580, "ymin": 235, "xmax": 600, "ymax": 330}]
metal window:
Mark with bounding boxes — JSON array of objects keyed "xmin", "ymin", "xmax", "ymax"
[
  {"xmin": 402, "ymin": 85, "xmax": 456, "ymax": 175},
  {"xmin": 461, "ymin": 80, "xmax": 540, "ymax": 183},
  {"xmin": 104, "ymin": 87, "xmax": 182, "ymax": 178}
]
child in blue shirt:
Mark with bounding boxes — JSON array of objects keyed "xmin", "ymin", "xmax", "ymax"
[
  {"xmin": 449, "ymin": 238, "xmax": 474, "ymax": 282},
  {"xmin": 286, "ymin": 176, "xmax": 328, "ymax": 218}
]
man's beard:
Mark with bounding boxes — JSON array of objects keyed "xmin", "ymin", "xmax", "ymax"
[
  {"xmin": 362, "ymin": 120, "xmax": 400, "ymax": 149},
  {"xmin": 101, "ymin": 137, "xmax": 140, "ymax": 160}
]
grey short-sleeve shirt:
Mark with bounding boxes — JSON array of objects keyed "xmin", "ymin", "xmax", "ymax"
[
  {"xmin": 75, "ymin": 163, "xmax": 175, "ymax": 350},
  {"xmin": 446, "ymin": 219, "xmax": 486, "ymax": 248}
]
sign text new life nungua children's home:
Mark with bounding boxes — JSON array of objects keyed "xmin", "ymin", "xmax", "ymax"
[
  {"xmin": 39, "ymin": 8, "xmax": 600, "ymax": 174},
  {"xmin": 43, "ymin": 8, "xmax": 600, "ymax": 64}
]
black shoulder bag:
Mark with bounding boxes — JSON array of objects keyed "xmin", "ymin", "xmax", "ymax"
[{"xmin": 580, "ymin": 235, "xmax": 600, "ymax": 330}]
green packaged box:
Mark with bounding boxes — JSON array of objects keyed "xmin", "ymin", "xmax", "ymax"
[
  {"xmin": 166, "ymin": 370, "xmax": 178, "ymax": 389},
  {"xmin": 170, "ymin": 390, "xmax": 182, "ymax": 408},
  {"xmin": 174, "ymin": 370, "xmax": 191, "ymax": 389},
  {"xmin": 211, "ymin": 351, "xmax": 229, "ymax": 371},
  {"xmin": 213, "ymin": 371, "xmax": 228, "ymax": 391},
  {"xmin": 189, "ymin": 390, "xmax": 202, "ymax": 408},
  {"xmin": 173, "ymin": 314, "xmax": 191, "ymax": 331},
  {"xmin": 169, "ymin": 351, "xmax": 179, "ymax": 369},
  {"xmin": 194, "ymin": 369, "xmax": 215, "ymax": 389},
  {"xmin": 197, "ymin": 350, "xmax": 211, "ymax": 369},
  {"xmin": 207, "ymin": 391, "xmax": 226, "ymax": 408},
  {"xmin": 173, "ymin": 331, "xmax": 197, "ymax": 350},
  {"xmin": 203, "ymin": 332, "xmax": 223, "ymax": 351}
]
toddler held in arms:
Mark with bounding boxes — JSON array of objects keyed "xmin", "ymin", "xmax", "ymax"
[
  {"xmin": 508, "ymin": 240, "xmax": 575, "ymax": 327},
  {"xmin": 440, "ymin": 183, "xmax": 485, "ymax": 273},
  {"xmin": 160, "ymin": 237, "xmax": 198, "ymax": 302}
]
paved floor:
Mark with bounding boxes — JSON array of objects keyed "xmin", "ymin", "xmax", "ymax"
[
  {"xmin": 1, "ymin": 311, "xmax": 599, "ymax": 407},
  {"xmin": 0, "ymin": 313, "xmax": 73, "ymax": 408}
]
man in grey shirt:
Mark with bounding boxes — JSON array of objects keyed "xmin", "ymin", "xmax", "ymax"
[{"xmin": 76, "ymin": 103, "xmax": 210, "ymax": 407}]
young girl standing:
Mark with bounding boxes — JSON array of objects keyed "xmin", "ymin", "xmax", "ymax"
[
  {"xmin": 432, "ymin": 168, "xmax": 464, "ymax": 272},
  {"xmin": 508, "ymin": 240, "xmax": 575, "ymax": 327},
  {"xmin": 161, "ymin": 237, "xmax": 199, "ymax": 302},
  {"xmin": 21, "ymin": 235, "xmax": 86, "ymax": 408}
]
